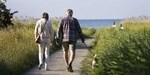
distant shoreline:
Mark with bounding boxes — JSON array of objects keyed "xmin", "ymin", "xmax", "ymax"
[
  {"xmin": 79, "ymin": 19, "xmax": 123, "ymax": 28},
  {"xmin": 79, "ymin": 19, "xmax": 124, "ymax": 20}
]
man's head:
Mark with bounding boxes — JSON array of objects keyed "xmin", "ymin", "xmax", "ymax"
[
  {"xmin": 42, "ymin": 12, "xmax": 49, "ymax": 20},
  {"xmin": 66, "ymin": 9, "xmax": 73, "ymax": 17}
]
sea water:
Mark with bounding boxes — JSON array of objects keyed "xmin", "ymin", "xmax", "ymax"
[{"xmin": 79, "ymin": 19, "xmax": 123, "ymax": 28}]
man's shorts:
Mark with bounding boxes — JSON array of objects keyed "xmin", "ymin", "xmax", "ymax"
[{"xmin": 62, "ymin": 42, "xmax": 76, "ymax": 51}]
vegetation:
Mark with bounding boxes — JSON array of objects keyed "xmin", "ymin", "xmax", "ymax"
[
  {"xmin": 82, "ymin": 28, "xmax": 96, "ymax": 38},
  {"xmin": 0, "ymin": 20, "xmax": 59, "ymax": 75},
  {"xmin": 0, "ymin": 0, "xmax": 18, "ymax": 28},
  {"xmin": 82, "ymin": 21, "xmax": 150, "ymax": 75}
]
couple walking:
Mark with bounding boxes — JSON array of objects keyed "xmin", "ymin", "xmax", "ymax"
[{"xmin": 34, "ymin": 9, "xmax": 85, "ymax": 72}]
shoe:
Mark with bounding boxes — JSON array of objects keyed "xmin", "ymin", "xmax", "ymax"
[
  {"xmin": 45, "ymin": 68, "xmax": 49, "ymax": 71},
  {"xmin": 38, "ymin": 64, "xmax": 42, "ymax": 70},
  {"xmin": 69, "ymin": 65, "xmax": 73, "ymax": 72},
  {"xmin": 66, "ymin": 66, "xmax": 70, "ymax": 72}
]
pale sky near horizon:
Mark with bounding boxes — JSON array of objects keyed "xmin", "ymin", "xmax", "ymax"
[{"xmin": 6, "ymin": 0, "xmax": 150, "ymax": 19}]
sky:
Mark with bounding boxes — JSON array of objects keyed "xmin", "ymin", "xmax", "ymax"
[{"xmin": 6, "ymin": 0, "xmax": 150, "ymax": 19}]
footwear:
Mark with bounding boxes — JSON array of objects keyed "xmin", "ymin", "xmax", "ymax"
[
  {"xmin": 69, "ymin": 65, "xmax": 73, "ymax": 72},
  {"xmin": 45, "ymin": 68, "xmax": 49, "ymax": 71},
  {"xmin": 38, "ymin": 64, "xmax": 42, "ymax": 70},
  {"xmin": 66, "ymin": 66, "xmax": 70, "ymax": 72}
]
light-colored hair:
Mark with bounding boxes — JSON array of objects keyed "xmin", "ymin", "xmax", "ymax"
[{"xmin": 66, "ymin": 9, "xmax": 73, "ymax": 16}]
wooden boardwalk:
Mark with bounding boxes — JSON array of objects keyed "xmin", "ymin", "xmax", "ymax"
[{"xmin": 23, "ymin": 39, "xmax": 93, "ymax": 75}]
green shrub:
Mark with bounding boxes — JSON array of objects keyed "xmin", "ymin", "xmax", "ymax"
[
  {"xmin": 82, "ymin": 21, "xmax": 150, "ymax": 75},
  {"xmin": 0, "ymin": 0, "xmax": 18, "ymax": 28},
  {"xmin": 82, "ymin": 28, "xmax": 96, "ymax": 38}
]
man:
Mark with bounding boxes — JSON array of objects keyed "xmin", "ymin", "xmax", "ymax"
[
  {"xmin": 34, "ymin": 12, "xmax": 54, "ymax": 70},
  {"xmin": 56, "ymin": 9, "xmax": 85, "ymax": 72}
]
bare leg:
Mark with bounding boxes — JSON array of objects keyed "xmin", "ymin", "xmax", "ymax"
[
  {"xmin": 63, "ymin": 50, "xmax": 69, "ymax": 66},
  {"xmin": 68, "ymin": 43, "xmax": 76, "ymax": 72},
  {"xmin": 68, "ymin": 44, "xmax": 75, "ymax": 66},
  {"xmin": 62, "ymin": 42, "xmax": 69, "ymax": 66}
]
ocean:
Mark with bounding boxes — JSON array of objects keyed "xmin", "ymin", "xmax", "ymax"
[{"xmin": 79, "ymin": 19, "xmax": 123, "ymax": 28}]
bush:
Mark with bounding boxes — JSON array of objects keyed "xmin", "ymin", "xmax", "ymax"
[
  {"xmin": 82, "ymin": 21, "xmax": 150, "ymax": 75},
  {"xmin": 82, "ymin": 28, "xmax": 96, "ymax": 38},
  {"xmin": 0, "ymin": 0, "xmax": 18, "ymax": 28}
]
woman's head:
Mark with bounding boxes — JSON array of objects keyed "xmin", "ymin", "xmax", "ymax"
[{"xmin": 42, "ymin": 12, "xmax": 49, "ymax": 20}]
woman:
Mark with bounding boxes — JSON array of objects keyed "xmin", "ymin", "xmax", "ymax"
[{"xmin": 34, "ymin": 12, "xmax": 54, "ymax": 70}]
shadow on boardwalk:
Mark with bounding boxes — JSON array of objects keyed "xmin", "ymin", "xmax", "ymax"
[{"xmin": 23, "ymin": 39, "xmax": 93, "ymax": 75}]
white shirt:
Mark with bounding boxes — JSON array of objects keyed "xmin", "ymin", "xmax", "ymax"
[{"xmin": 34, "ymin": 18, "xmax": 54, "ymax": 42}]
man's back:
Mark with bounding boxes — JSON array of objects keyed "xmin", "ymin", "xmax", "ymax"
[
  {"xmin": 57, "ymin": 9, "xmax": 84, "ymax": 44},
  {"xmin": 58, "ymin": 16, "xmax": 78, "ymax": 43}
]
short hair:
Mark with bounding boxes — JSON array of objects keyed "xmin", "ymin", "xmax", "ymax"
[
  {"xmin": 42, "ymin": 12, "xmax": 49, "ymax": 20},
  {"xmin": 67, "ymin": 9, "xmax": 73, "ymax": 13},
  {"xmin": 67, "ymin": 9, "xmax": 73, "ymax": 16}
]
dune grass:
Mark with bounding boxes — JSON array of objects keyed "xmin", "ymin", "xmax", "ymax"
[
  {"xmin": 82, "ymin": 21, "xmax": 150, "ymax": 75},
  {"xmin": 82, "ymin": 28, "xmax": 96, "ymax": 38},
  {"xmin": 0, "ymin": 23, "xmax": 38, "ymax": 75},
  {"xmin": 0, "ymin": 21, "xmax": 59, "ymax": 75}
]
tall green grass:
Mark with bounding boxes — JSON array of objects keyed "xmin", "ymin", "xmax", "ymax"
[
  {"xmin": 0, "ymin": 21, "xmax": 59, "ymax": 75},
  {"xmin": 82, "ymin": 28, "xmax": 96, "ymax": 38},
  {"xmin": 0, "ymin": 23, "xmax": 37, "ymax": 75},
  {"xmin": 82, "ymin": 21, "xmax": 150, "ymax": 75}
]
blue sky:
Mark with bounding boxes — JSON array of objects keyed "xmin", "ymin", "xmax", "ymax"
[{"xmin": 6, "ymin": 0, "xmax": 150, "ymax": 19}]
